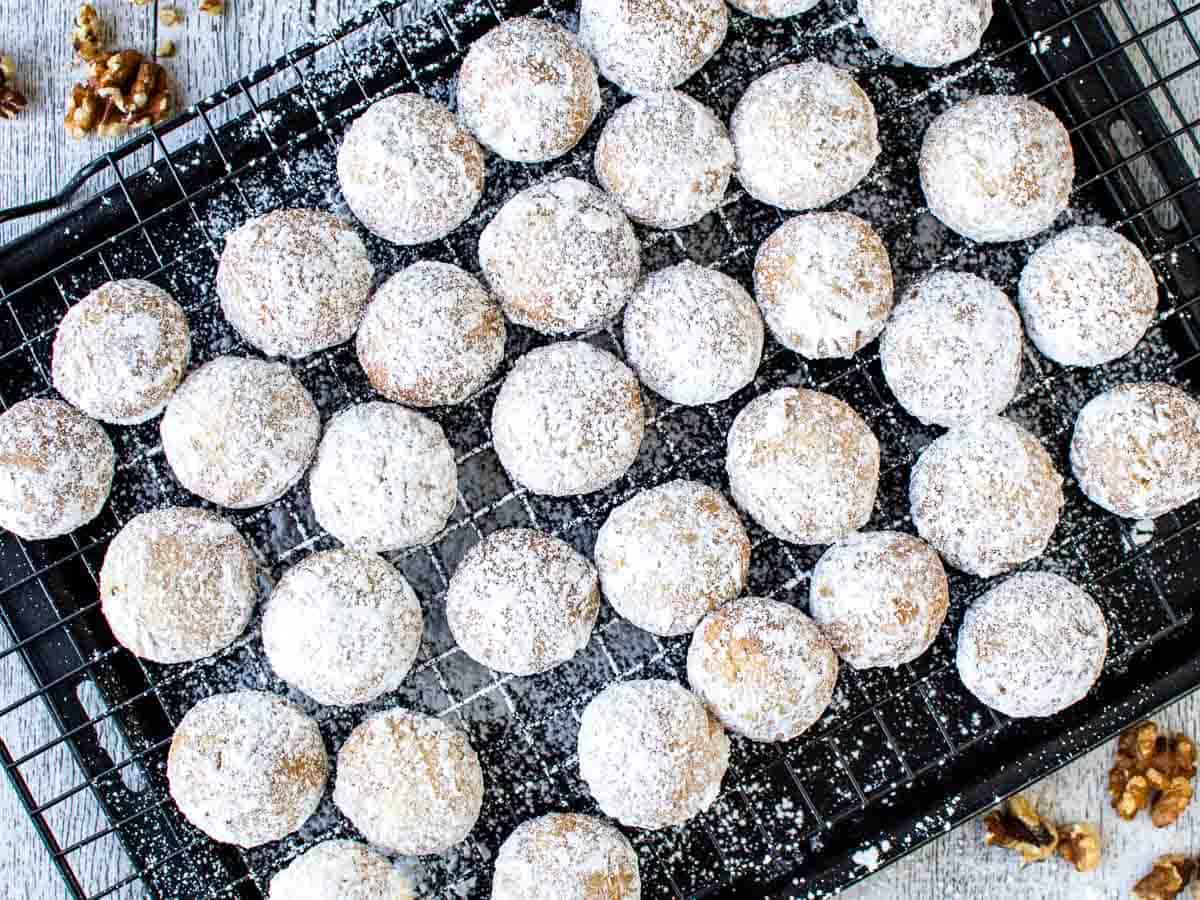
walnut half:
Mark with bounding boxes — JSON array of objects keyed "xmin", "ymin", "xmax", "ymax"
[
  {"xmin": 0, "ymin": 55, "xmax": 26, "ymax": 119},
  {"xmin": 983, "ymin": 795, "xmax": 1059, "ymax": 865},
  {"xmin": 1133, "ymin": 854, "xmax": 1198, "ymax": 900},
  {"xmin": 64, "ymin": 51, "xmax": 173, "ymax": 139},
  {"xmin": 1111, "ymin": 721, "xmax": 1198, "ymax": 827},
  {"xmin": 1057, "ymin": 822, "xmax": 1102, "ymax": 873}
]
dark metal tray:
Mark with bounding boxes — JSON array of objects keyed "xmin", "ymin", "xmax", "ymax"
[{"xmin": 3, "ymin": 0, "xmax": 1200, "ymax": 897}]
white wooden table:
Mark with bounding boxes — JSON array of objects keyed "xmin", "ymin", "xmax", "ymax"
[{"xmin": 3, "ymin": 1, "xmax": 1200, "ymax": 898}]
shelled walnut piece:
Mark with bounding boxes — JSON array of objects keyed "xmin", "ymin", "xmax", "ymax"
[
  {"xmin": 65, "ymin": 51, "xmax": 173, "ymax": 139},
  {"xmin": 1057, "ymin": 823, "xmax": 1102, "ymax": 873},
  {"xmin": 72, "ymin": 5, "xmax": 106, "ymax": 63},
  {"xmin": 1133, "ymin": 854, "xmax": 1198, "ymax": 900},
  {"xmin": 983, "ymin": 795, "xmax": 1059, "ymax": 864},
  {"xmin": 200, "ymin": 0, "xmax": 225, "ymax": 15},
  {"xmin": 0, "ymin": 56, "xmax": 26, "ymax": 119},
  {"xmin": 1110, "ymin": 721, "xmax": 1198, "ymax": 827}
]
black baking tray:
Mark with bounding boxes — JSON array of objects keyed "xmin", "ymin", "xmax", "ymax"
[{"xmin": 2, "ymin": 1, "xmax": 1200, "ymax": 898}]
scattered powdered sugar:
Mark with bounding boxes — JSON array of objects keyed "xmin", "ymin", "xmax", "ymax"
[
  {"xmin": 491, "ymin": 813, "xmax": 640, "ymax": 900},
  {"xmin": 910, "ymin": 416, "xmax": 1064, "ymax": 577},
  {"xmin": 0, "ymin": 398, "xmax": 115, "ymax": 540},
  {"xmin": 687, "ymin": 596, "xmax": 838, "ymax": 743},
  {"xmin": 879, "ymin": 270, "xmax": 1023, "ymax": 427},
  {"xmin": 356, "ymin": 261, "xmax": 506, "ymax": 407},
  {"xmin": 622, "ymin": 261, "xmax": 763, "ymax": 406},
  {"xmin": 1018, "ymin": 225, "xmax": 1159, "ymax": 367},
  {"xmin": 726, "ymin": 388, "xmax": 880, "ymax": 545},
  {"xmin": 160, "ymin": 356, "xmax": 320, "ymax": 509},
  {"xmin": 594, "ymin": 91, "xmax": 735, "ymax": 229},
  {"xmin": 491, "ymin": 341, "xmax": 645, "ymax": 496},
  {"xmin": 754, "ymin": 211, "xmax": 894, "ymax": 359},
  {"xmin": 919, "ymin": 94, "xmax": 1074, "ymax": 242},
  {"xmin": 307, "ymin": 402, "xmax": 458, "ymax": 552},
  {"xmin": 216, "ymin": 208, "xmax": 374, "ymax": 359},
  {"xmin": 167, "ymin": 691, "xmax": 328, "ymax": 847},
  {"xmin": 731, "ymin": 61, "xmax": 880, "ymax": 211},
  {"xmin": 333, "ymin": 708, "xmax": 483, "ymax": 856},
  {"xmin": 851, "ymin": 843, "xmax": 883, "ymax": 872},
  {"xmin": 594, "ymin": 479, "xmax": 751, "ymax": 637},
  {"xmin": 577, "ymin": 679, "xmax": 729, "ymax": 830},
  {"xmin": 51, "ymin": 278, "xmax": 191, "ymax": 425},
  {"xmin": 457, "ymin": 17, "xmax": 599, "ymax": 164},
  {"xmin": 478, "ymin": 176, "xmax": 641, "ymax": 335},
  {"xmin": 268, "ymin": 839, "xmax": 415, "ymax": 900},
  {"xmin": 100, "ymin": 507, "xmax": 258, "ymax": 664},
  {"xmin": 858, "ymin": 0, "xmax": 993, "ymax": 68},
  {"xmin": 444, "ymin": 528, "xmax": 600, "ymax": 676},
  {"xmin": 1070, "ymin": 382, "xmax": 1200, "ymax": 519},
  {"xmin": 956, "ymin": 572, "xmax": 1108, "ymax": 718}
]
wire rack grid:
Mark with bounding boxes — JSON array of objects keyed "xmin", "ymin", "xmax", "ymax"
[{"xmin": 3, "ymin": 0, "xmax": 1200, "ymax": 898}]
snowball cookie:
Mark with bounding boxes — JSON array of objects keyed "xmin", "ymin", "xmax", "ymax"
[
  {"xmin": 594, "ymin": 480, "xmax": 750, "ymax": 637},
  {"xmin": 578, "ymin": 679, "xmax": 729, "ymax": 829},
  {"xmin": 52, "ymin": 279, "xmax": 190, "ymax": 425},
  {"xmin": 492, "ymin": 813, "xmax": 641, "ymax": 900},
  {"xmin": 578, "ymin": 0, "xmax": 728, "ymax": 96},
  {"xmin": 1018, "ymin": 226, "xmax": 1158, "ymax": 367},
  {"xmin": 308, "ymin": 402, "xmax": 457, "ymax": 552},
  {"xmin": 879, "ymin": 270, "xmax": 1023, "ymax": 427},
  {"xmin": 160, "ymin": 356, "xmax": 320, "ymax": 509},
  {"xmin": 216, "ymin": 209, "xmax": 374, "ymax": 359},
  {"xmin": 731, "ymin": 62, "xmax": 880, "ymax": 211},
  {"xmin": 167, "ymin": 691, "xmax": 328, "ymax": 847},
  {"xmin": 334, "ymin": 708, "xmax": 483, "ymax": 855},
  {"xmin": 920, "ymin": 95, "xmax": 1074, "ymax": 243},
  {"xmin": 269, "ymin": 840, "xmax": 414, "ymax": 900},
  {"xmin": 727, "ymin": 0, "xmax": 820, "ymax": 18},
  {"xmin": 457, "ymin": 17, "xmax": 599, "ymax": 163},
  {"xmin": 492, "ymin": 342, "xmax": 644, "ymax": 496},
  {"xmin": 1071, "ymin": 382, "xmax": 1200, "ymax": 519},
  {"xmin": 859, "ymin": 0, "xmax": 993, "ymax": 68},
  {"xmin": 445, "ymin": 528, "xmax": 600, "ymax": 676},
  {"xmin": 910, "ymin": 417, "xmax": 1064, "ymax": 577},
  {"xmin": 623, "ymin": 261, "xmax": 763, "ymax": 406},
  {"xmin": 100, "ymin": 508, "xmax": 257, "ymax": 664},
  {"xmin": 0, "ymin": 399, "xmax": 114, "ymax": 540},
  {"xmin": 337, "ymin": 94, "xmax": 484, "ymax": 245},
  {"xmin": 956, "ymin": 572, "xmax": 1108, "ymax": 718},
  {"xmin": 753, "ymin": 212, "xmax": 893, "ymax": 358},
  {"xmin": 726, "ymin": 388, "xmax": 880, "ymax": 545},
  {"xmin": 479, "ymin": 177, "xmax": 640, "ymax": 335},
  {"xmin": 594, "ymin": 91, "xmax": 735, "ymax": 229},
  {"xmin": 809, "ymin": 531, "xmax": 949, "ymax": 669},
  {"xmin": 356, "ymin": 261, "xmax": 505, "ymax": 407},
  {"xmin": 262, "ymin": 550, "xmax": 423, "ymax": 706}
]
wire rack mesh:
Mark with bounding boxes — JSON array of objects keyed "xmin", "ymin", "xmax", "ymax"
[{"xmin": 3, "ymin": 0, "xmax": 1200, "ymax": 897}]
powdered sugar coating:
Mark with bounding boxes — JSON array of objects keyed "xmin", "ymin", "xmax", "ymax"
[
  {"xmin": 623, "ymin": 261, "xmax": 763, "ymax": 406},
  {"xmin": 337, "ymin": 94, "xmax": 484, "ymax": 245},
  {"xmin": 216, "ymin": 209, "xmax": 374, "ymax": 359},
  {"xmin": 356, "ymin": 261, "xmax": 506, "ymax": 407},
  {"xmin": 956, "ymin": 572, "xmax": 1108, "ymax": 718},
  {"xmin": 727, "ymin": 0, "xmax": 820, "ymax": 18},
  {"xmin": 594, "ymin": 91, "xmax": 734, "ymax": 229},
  {"xmin": 753, "ymin": 212, "xmax": 893, "ymax": 359},
  {"xmin": 167, "ymin": 691, "xmax": 328, "ymax": 847},
  {"xmin": 445, "ymin": 528, "xmax": 600, "ymax": 676},
  {"xmin": 268, "ymin": 840, "xmax": 414, "ymax": 900},
  {"xmin": 687, "ymin": 597, "xmax": 837, "ymax": 743},
  {"xmin": 809, "ymin": 531, "xmax": 949, "ymax": 670},
  {"xmin": 594, "ymin": 480, "xmax": 751, "ymax": 637},
  {"xmin": 879, "ymin": 270, "xmax": 1023, "ymax": 427},
  {"xmin": 578, "ymin": 0, "xmax": 728, "ymax": 96},
  {"xmin": 1018, "ymin": 226, "xmax": 1158, "ymax": 367},
  {"xmin": 161, "ymin": 356, "xmax": 320, "ymax": 509},
  {"xmin": 100, "ymin": 507, "xmax": 258, "ymax": 664},
  {"xmin": 308, "ymin": 402, "xmax": 457, "ymax": 552},
  {"xmin": 920, "ymin": 95, "xmax": 1074, "ymax": 243},
  {"xmin": 0, "ymin": 399, "xmax": 114, "ymax": 540},
  {"xmin": 726, "ymin": 388, "xmax": 880, "ymax": 545},
  {"xmin": 52, "ymin": 279, "xmax": 191, "ymax": 425},
  {"xmin": 1070, "ymin": 382, "xmax": 1200, "ymax": 519},
  {"xmin": 859, "ymin": 0, "xmax": 993, "ymax": 68},
  {"xmin": 910, "ymin": 417, "xmax": 1064, "ymax": 577},
  {"xmin": 457, "ymin": 17, "xmax": 599, "ymax": 163},
  {"xmin": 578, "ymin": 679, "xmax": 729, "ymax": 830},
  {"xmin": 334, "ymin": 708, "xmax": 483, "ymax": 855},
  {"xmin": 492, "ymin": 342, "xmax": 645, "ymax": 496},
  {"xmin": 479, "ymin": 177, "xmax": 641, "ymax": 335},
  {"xmin": 262, "ymin": 550, "xmax": 423, "ymax": 706},
  {"xmin": 731, "ymin": 62, "xmax": 880, "ymax": 211},
  {"xmin": 492, "ymin": 813, "xmax": 641, "ymax": 900}
]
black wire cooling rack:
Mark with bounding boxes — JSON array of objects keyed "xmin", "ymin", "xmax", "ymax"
[{"xmin": 3, "ymin": 0, "xmax": 1200, "ymax": 897}]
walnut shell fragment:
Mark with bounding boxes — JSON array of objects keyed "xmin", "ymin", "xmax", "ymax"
[
  {"xmin": 1133, "ymin": 854, "xmax": 1198, "ymax": 900},
  {"xmin": 1110, "ymin": 721, "xmax": 1197, "ymax": 827},
  {"xmin": 64, "ymin": 50, "xmax": 173, "ymax": 139},
  {"xmin": 983, "ymin": 795, "xmax": 1059, "ymax": 865}
]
